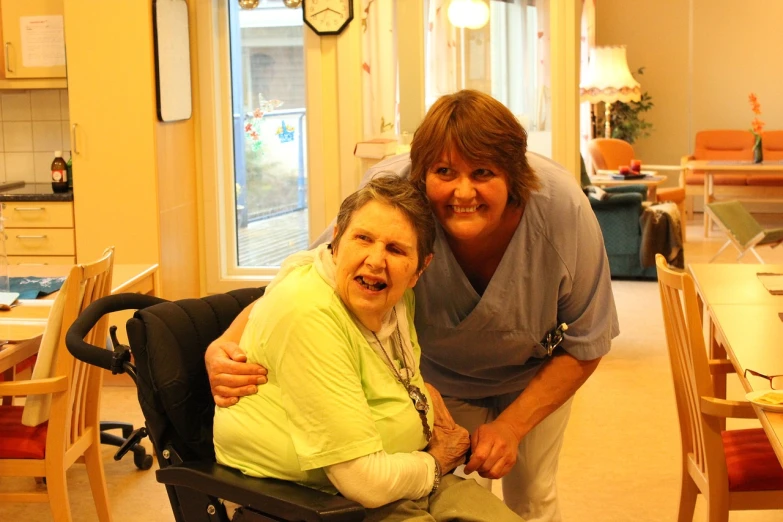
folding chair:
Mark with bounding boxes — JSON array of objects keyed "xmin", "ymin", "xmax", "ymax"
[{"xmin": 705, "ymin": 200, "xmax": 783, "ymax": 263}]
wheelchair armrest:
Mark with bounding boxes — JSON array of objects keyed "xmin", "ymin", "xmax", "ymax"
[{"xmin": 156, "ymin": 461, "xmax": 366, "ymax": 522}]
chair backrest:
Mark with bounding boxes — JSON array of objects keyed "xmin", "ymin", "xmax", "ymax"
[
  {"xmin": 46, "ymin": 247, "xmax": 115, "ymax": 457},
  {"xmin": 125, "ymin": 287, "xmax": 264, "ymax": 463},
  {"xmin": 655, "ymin": 255, "xmax": 727, "ymax": 492},
  {"xmin": 693, "ymin": 130, "xmax": 754, "ymax": 160},
  {"xmin": 705, "ymin": 201, "xmax": 764, "ymax": 248},
  {"xmin": 762, "ymin": 130, "xmax": 783, "ymax": 161},
  {"xmin": 587, "ymin": 138, "xmax": 635, "ymax": 170}
]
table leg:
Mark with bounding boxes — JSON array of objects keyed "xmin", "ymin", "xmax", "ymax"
[
  {"xmin": 648, "ymin": 185, "xmax": 657, "ymax": 201},
  {"xmin": 1, "ymin": 367, "xmax": 12, "ymax": 405}
]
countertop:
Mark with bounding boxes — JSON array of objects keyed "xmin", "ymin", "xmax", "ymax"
[{"xmin": 0, "ymin": 182, "xmax": 73, "ymax": 202}]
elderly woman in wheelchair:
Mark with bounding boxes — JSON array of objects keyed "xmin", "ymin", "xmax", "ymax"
[{"xmin": 213, "ymin": 176, "xmax": 523, "ymax": 521}]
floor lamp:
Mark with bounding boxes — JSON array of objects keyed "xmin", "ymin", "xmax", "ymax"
[{"xmin": 579, "ymin": 46, "xmax": 641, "ymax": 138}]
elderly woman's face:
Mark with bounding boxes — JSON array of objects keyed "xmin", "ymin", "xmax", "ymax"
[
  {"xmin": 425, "ymin": 149, "xmax": 511, "ymax": 243},
  {"xmin": 332, "ymin": 200, "xmax": 422, "ymax": 331}
]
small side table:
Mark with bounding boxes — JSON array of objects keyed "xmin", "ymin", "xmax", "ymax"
[{"xmin": 589, "ymin": 170, "xmax": 665, "ymax": 201}]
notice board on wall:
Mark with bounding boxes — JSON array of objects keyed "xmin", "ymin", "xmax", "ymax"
[{"xmin": 153, "ymin": 0, "xmax": 192, "ymax": 122}]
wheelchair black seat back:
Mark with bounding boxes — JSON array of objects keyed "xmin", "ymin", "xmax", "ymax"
[{"xmin": 66, "ymin": 288, "xmax": 365, "ymax": 522}]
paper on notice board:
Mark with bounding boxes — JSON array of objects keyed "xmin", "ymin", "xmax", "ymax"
[{"xmin": 20, "ymin": 16, "xmax": 66, "ymax": 68}]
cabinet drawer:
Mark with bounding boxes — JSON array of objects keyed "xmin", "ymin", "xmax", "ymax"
[
  {"xmin": 3, "ymin": 202, "xmax": 74, "ymax": 228},
  {"xmin": 6, "ymin": 228, "xmax": 75, "ymax": 256},
  {"xmin": 8, "ymin": 255, "xmax": 75, "ymax": 265}
]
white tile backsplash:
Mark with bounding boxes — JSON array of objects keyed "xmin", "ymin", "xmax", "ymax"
[
  {"xmin": 5, "ymin": 152, "xmax": 35, "ymax": 182},
  {"xmin": 3, "ymin": 122, "xmax": 33, "ymax": 152},
  {"xmin": 0, "ymin": 88, "xmax": 69, "ymax": 181},
  {"xmin": 32, "ymin": 121, "xmax": 62, "ymax": 152},
  {"xmin": 33, "ymin": 151, "xmax": 55, "ymax": 183},
  {"xmin": 31, "ymin": 90, "xmax": 62, "ymax": 121},
  {"xmin": 59, "ymin": 90, "xmax": 69, "ymax": 120},
  {"xmin": 1, "ymin": 92, "xmax": 31, "ymax": 121},
  {"xmin": 61, "ymin": 121, "xmax": 70, "ymax": 150}
]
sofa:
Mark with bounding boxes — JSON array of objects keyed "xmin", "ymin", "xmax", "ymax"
[{"xmin": 683, "ymin": 130, "xmax": 783, "ymax": 214}]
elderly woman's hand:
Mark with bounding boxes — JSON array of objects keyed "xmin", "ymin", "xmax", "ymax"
[
  {"xmin": 462, "ymin": 419, "xmax": 520, "ymax": 479},
  {"xmin": 205, "ymin": 339, "xmax": 267, "ymax": 407},
  {"xmin": 425, "ymin": 421, "xmax": 470, "ymax": 474}
]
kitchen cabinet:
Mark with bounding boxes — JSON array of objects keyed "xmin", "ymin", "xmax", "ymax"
[
  {"xmin": 3, "ymin": 200, "xmax": 75, "ymax": 264},
  {"xmin": 62, "ymin": 0, "xmax": 160, "ymax": 267},
  {"xmin": 0, "ymin": 0, "xmax": 66, "ymax": 80}
]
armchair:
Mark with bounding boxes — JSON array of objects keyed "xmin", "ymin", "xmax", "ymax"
[
  {"xmin": 581, "ymin": 160, "xmax": 657, "ymax": 279},
  {"xmin": 587, "ymin": 137, "xmax": 687, "ymax": 240},
  {"xmin": 66, "ymin": 288, "xmax": 366, "ymax": 522}
]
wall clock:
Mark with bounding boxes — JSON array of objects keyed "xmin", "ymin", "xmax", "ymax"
[{"xmin": 302, "ymin": 0, "xmax": 353, "ymax": 36}]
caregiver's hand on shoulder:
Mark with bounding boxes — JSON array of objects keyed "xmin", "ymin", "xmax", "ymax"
[
  {"xmin": 426, "ymin": 422, "xmax": 470, "ymax": 474},
  {"xmin": 205, "ymin": 339, "xmax": 267, "ymax": 407},
  {"xmin": 463, "ymin": 419, "xmax": 519, "ymax": 479}
]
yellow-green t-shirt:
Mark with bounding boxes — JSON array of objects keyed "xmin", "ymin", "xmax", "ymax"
[{"xmin": 213, "ymin": 263, "xmax": 433, "ymax": 492}]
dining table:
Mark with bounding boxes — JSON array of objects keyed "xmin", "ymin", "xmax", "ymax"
[
  {"xmin": 689, "ymin": 262, "xmax": 783, "ymax": 467},
  {"xmin": 0, "ymin": 263, "xmax": 159, "ymax": 380}
]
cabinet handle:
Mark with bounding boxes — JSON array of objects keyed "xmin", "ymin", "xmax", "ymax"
[
  {"xmin": 72, "ymin": 123, "xmax": 79, "ymax": 155},
  {"xmin": 13, "ymin": 207, "xmax": 45, "ymax": 212},
  {"xmin": 4, "ymin": 42, "xmax": 11, "ymax": 74},
  {"xmin": 15, "ymin": 235, "xmax": 48, "ymax": 239}
]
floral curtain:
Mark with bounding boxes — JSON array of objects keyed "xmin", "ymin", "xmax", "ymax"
[
  {"xmin": 361, "ymin": 0, "xmax": 397, "ymax": 139},
  {"xmin": 580, "ymin": 0, "xmax": 595, "ymax": 173}
]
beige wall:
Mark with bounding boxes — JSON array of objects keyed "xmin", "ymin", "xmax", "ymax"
[{"xmin": 596, "ymin": 0, "xmax": 783, "ymax": 164}]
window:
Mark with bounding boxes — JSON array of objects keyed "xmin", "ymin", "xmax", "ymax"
[{"xmin": 199, "ymin": 0, "xmax": 317, "ymax": 292}]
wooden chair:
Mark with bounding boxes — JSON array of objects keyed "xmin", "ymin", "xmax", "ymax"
[
  {"xmin": 655, "ymin": 254, "xmax": 783, "ymax": 522},
  {"xmin": 0, "ymin": 247, "xmax": 115, "ymax": 522},
  {"xmin": 587, "ymin": 138, "xmax": 687, "ymax": 240}
]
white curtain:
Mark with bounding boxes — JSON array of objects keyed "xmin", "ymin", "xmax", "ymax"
[
  {"xmin": 424, "ymin": 0, "xmax": 458, "ymax": 109},
  {"xmin": 361, "ymin": 0, "xmax": 397, "ymax": 139},
  {"xmin": 580, "ymin": 0, "xmax": 595, "ymax": 173}
]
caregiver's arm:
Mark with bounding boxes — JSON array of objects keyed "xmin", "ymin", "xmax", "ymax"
[
  {"xmin": 463, "ymin": 352, "xmax": 601, "ymax": 479},
  {"xmin": 205, "ymin": 301, "xmax": 267, "ymax": 407}
]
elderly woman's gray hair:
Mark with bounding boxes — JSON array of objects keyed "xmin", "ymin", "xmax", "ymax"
[{"xmin": 331, "ymin": 175, "xmax": 436, "ymax": 272}]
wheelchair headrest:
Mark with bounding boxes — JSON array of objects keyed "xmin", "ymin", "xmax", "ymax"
[{"xmin": 126, "ymin": 287, "xmax": 265, "ymax": 462}]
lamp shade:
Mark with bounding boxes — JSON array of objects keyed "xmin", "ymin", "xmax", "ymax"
[
  {"xmin": 448, "ymin": 0, "xmax": 489, "ymax": 30},
  {"xmin": 580, "ymin": 46, "xmax": 641, "ymax": 104}
]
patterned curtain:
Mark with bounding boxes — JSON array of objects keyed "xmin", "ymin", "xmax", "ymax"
[
  {"xmin": 580, "ymin": 0, "xmax": 596, "ymax": 173},
  {"xmin": 535, "ymin": 0, "xmax": 551, "ymax": 131},
  {"xmin": 361, "ymin": 0, "xmax": 397, "ymax": 139},
  {"xmin": 424, "ymin": 0, "xmax": 458, "ymax": 108}
]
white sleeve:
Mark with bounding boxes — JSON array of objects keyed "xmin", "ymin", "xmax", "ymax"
[{"xmin": 324, "ymin": 450, "xmax": 435, "ymax": 508}]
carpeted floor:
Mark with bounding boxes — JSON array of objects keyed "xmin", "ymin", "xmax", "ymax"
[{"xmin": 3, "ymin": 213, "xmax": 783, "ymax": 521}]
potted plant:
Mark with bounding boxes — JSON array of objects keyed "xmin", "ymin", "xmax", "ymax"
[{"xmin": 595, "ymin": 67, "xmax": 654, "ymax": 144}]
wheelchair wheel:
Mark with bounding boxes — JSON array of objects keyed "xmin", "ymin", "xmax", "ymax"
[{"xmin": 134, "ymin": 450, "xmax": 154, "ymax": 470}]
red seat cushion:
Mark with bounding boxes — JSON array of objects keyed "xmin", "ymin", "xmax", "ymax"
[
  {"xmin": 0, "ymin": 406, "xmax": 48, "ymax": 459},
  {"xmin": 685, "ymin": 173, "xmax": 749, "ymax": 186},
  {"xmin": 722, "ymin": 428, "xmax": 783, "ymax": 492},
  {"xmin": 657, "ymin": 187, "xmax": 686, "ymax": 203},
  {"xmin": 746, "ymin": 175, "xmax": 783, "ymax": 186}
]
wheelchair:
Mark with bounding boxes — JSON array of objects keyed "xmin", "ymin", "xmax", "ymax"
[{"xmin": 66, "ymin": 288, "xmax": 366, "ymax": 522}]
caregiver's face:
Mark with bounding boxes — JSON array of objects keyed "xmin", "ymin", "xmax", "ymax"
[{"xmin": 333, "ymin": 200, "xmax": 422, "ymax": 331}]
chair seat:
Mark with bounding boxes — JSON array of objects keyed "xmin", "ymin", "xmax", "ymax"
[
  {"xmin": 722, "ymin": 428, "xmax": 783, "ymax": 492},
  {"xmin": 0, "ymin": 405, "xmax": 48, "ymax": 459},
  {"xmin": 686, "ymin": 173, "xmax": 749, "ymax": 186},
  {"xmin": 657, "ymin": 187, "xmax": 686, "ymax": 203}
]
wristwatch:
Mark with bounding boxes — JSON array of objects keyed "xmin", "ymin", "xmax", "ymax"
[{"xmin": 431, "ymin": 457, "xmax": 442, "ymax": 494}]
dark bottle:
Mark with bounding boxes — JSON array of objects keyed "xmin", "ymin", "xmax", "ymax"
[{"xmin": 51, "ymin": 151, "xmax": 69, "ymax": 193}]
